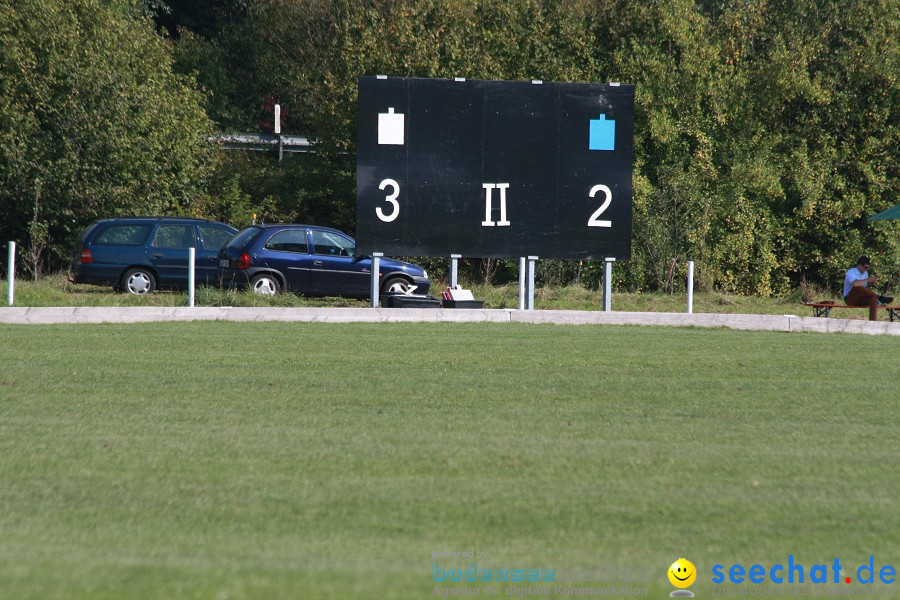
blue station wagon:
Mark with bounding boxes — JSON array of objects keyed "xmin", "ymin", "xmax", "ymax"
[
  {"xmin": 218, "ymin": 224, "xmax": 430, "ymax": 297},
  {"xmin": 68, "ymin": 217, "xmax": 238, "ymax": 294}
]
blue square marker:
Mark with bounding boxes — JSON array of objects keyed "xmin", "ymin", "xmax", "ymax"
[{"xmin": 589, "ymin": 114, "xmax": 615, "ymax": 151}]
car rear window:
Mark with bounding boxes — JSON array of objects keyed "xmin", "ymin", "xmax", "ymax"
[
  {"xmin": 76, "ymin": 223, "xmax": 100, "ymax": 245},
  {"xmin": 93, "ymin": 224, "xmax": 153, "ymax": 245},
  {"xmin": 225, "ymin": 226, "xmax": 262, "ymax": 250},
  {"xmin": 199, "ymin": 225, "xmax": 235, "ymax": 252}
]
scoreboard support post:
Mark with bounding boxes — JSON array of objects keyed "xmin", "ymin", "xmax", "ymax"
[
  {"xmin": 187, "ymin": 247, "xmax": 195, "ymax": 308},
  {"xmin": 527, "ymin": 256, "xmax": 538, "ymax": 311},
  {"xmin": 687, "ymin": 260, "xmax": 695, "ymax": 314},
  {"xmin": 518, "ymin": 258, "xmax": 526, "ymax": 310},
  {"xmin": 7, "ymin": 241, "xmax": 15, "ymax": 306},
  {"xmin": 370, "ymin": 252, "xmax": 383, "ymax": 308},
  {"xmin": 450, "ymin": 254, "xmax": 461, "ymax": 288},
  {"xmin": 603, "ymin": 259, "xmax": 614, "ymax": 312}
]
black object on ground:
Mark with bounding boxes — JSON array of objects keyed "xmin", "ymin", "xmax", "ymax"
[
  {"xmin": 381, "ymin": 293, "xmax": 442, "ymax": 308},
  {"xmin": 442, "ymin": 300, "xmax": 485, "ymax": 309}
]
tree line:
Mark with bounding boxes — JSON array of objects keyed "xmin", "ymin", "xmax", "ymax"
[{"xmin": 1, "ymin": 0, "xmax": 897, "ymax": 294}]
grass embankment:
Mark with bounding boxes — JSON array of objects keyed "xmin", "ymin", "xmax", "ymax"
[
  {"xmin": 0, "ymin": 273, "xmax": 859, "ymax": 317},
  {"xmin": 0, "ymin": 322, "xmax": 897, "ymax": 599}
]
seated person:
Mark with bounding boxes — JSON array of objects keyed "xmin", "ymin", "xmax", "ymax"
[{"xmin": 843, "ymin": 256, "xmax": 893, "ymax": 321}]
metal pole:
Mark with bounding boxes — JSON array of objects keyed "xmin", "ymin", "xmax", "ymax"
[
  {"xmin": 518, "ymin": 257, "xmax": 526, "ymax": 310},
  {"xmin": 450, "ymin": 254, "xmax": 461, "ymax": 288},
  {"xmin": 275, "ymin": 104, "xmax": 283, "ymax": 162},
  {"xmin": 687, "ymin": 260, "xmax": 694, "ymax": 314},
  {"xmin": 188, "ymin": 247, "xmax": 195, "ymax": 308},
  {"xmin": 370, "ymin": 252, "xmax": 383, "ymax": 308},
  {"xmin": 6, "ymin": 241, "xmax": 14, "ymax": 306},
  {"xmin": 603, "ymin": 259, "xmax": 614, "ymax": 312},
  {"xmin": 527, "ymin": 256, "xmax": 538, "ymax": 310}
]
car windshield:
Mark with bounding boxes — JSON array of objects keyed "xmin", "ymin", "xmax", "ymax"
[
  {"xmin": 312, "ymin": 230, "xmax": 355, "ymax": 256},
  {"xmin": 225, "ymin": 226, "xmax": 262, "ymax": 250}
]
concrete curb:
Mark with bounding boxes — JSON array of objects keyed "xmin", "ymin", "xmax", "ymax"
[{"xmin": 1, "ymin": 306, "xmax": 899, "ymax": 335}]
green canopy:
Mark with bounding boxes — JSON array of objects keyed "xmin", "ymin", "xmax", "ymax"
[{"xmin": 869, "ymin": 204, "xmax": 900, "ymax": 221}]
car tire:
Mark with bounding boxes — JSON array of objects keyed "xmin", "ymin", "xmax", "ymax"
[
  {"xmin": 251, "ymin": 273, "xmax": 281, "ymax": 296},
  {"xmin": 120, "ymin": 268, "xmax": 156, "ymax": 295},
  {"xmin": 382, "ymin": 276, "xmax": 412, "ymax": 295}
]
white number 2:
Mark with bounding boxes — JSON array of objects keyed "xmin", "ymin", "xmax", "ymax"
[
  {"xmin": 588, "ymin": 184, "xmax": 612, "ymax": 227},
  {"xmin": 377, "ymin": 178, "xmax": 400, "ymax": 222}
]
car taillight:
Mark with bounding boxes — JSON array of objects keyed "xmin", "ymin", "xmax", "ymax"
[
  {"xmin": 236, "ymin": 252, "xmax": 250, "ymax": 270},
  {"xmin": 80, "ymin": 248, "xmax": 92, "ymax": 264}
]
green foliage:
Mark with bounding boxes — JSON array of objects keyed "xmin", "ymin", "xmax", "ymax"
[
  {"xmin": 187, "ymin": 0, "xmax": 895, "ymax": 295},
  {"xmin": 3, "ymin": 0, "xmax": 896, "ymax": 292},
  {"xmin": 0, "ymin": 0, "xmax": 215, "ymax": 271}
]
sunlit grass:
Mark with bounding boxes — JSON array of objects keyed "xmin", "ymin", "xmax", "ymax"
[{"xmin": 0, "ymin": 322, "xmax": 897, "ymax": 598}]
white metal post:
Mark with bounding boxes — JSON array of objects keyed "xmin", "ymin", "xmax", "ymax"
[
  {"xmin": 6, "ymin": 241, "xmax": 14, "ymax": 306},
  {"xmin": 450, "ymin": 254, "xmax": 461, "ymax": 288},
  {"xmin": 603, "ymin": 259, "xmax": 614, "ymax": 312},
  {"xmin": 188, "ymin": 247, "xmax": 196, "ymax": 308},
  {"xmin": 274, "ymin": 104, "xmax": 283, "ymax": 161},
  {"xmin": 687, "ymin": 260, "xmax": 694, "ymax": 314},
  {"xmin": 527, "ymin": 256, "xmax": 538, "ymax": 311},
  {"xmin": 518, "ymin": 257, "xmax": 526, "ymax": 310},
  {"xmin": 370, "ymin": 252, "xmax": 383, "ymax": 308}
]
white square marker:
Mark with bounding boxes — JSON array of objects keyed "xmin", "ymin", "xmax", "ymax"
[{"xmin": 378, "ymin": 107, "xmax": 405, "ymax": 145}]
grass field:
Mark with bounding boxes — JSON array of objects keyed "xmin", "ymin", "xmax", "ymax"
[{"xmin": 0, "ymin": 322, "xmax": 898, "ymax": 599}]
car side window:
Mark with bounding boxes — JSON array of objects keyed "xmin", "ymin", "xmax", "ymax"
[
  {"xmin": 154, "ymin": 224, "xmax": 195, "ymax": 248},
  {"xmin": 265, "ymin": 230, "xmax": 309, "ymax": 254},
  {"xmin": 198, "ymin": 225, "xmax": 234, "ymax": 252},
  {"xmin": 94, "ymin": 224, "xmax": 152, "ymax": 245},
  {"xmin": 312, "ymin": 231, "xmax": 355, "ymax": 257}
]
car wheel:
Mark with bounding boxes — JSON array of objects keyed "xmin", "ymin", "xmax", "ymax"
[
  {"xmin": 120, "ymin": 268, "xmax": 156, "ymax": 295},
  {"xmin": 251, "ymin": 273, "xmax": 281, "ymax": 296},
  {"xmin": 382, "ymin": 276, "xmax": 412, "ymax": 295}
]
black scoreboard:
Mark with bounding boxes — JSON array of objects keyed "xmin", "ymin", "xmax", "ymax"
[{"xmin": 356, "ymin": 76, "xmax": 634, "ymax": 260}]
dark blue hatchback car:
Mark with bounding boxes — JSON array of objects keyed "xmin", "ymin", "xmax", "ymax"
[
  {"xmin": 218, "ymin": 224, "xmax": 430, "ymax": 297},
  {"xmin": 68, "ymin": 217, "xmax": 238, "ymax": 294}
]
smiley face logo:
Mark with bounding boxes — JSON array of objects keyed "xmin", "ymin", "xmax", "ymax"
[{"xmin": 668, "ymin": 558, "xmax": 697, "ymax": 588}]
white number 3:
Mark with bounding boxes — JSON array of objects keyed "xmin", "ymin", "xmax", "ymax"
[
  {"xmin": 588, "ymin": 184, "xmax": 612, "ymax": 227},
  {"xmin": 377, "ymin": 178, "xmax": 400, "ymax": 222}
]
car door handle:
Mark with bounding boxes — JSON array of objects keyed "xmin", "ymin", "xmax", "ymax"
[
  {"xmin": 313, "ymin": 261, "xmax": 323, "ymax": 266},
  {"xmin": 151, "ymin": 253, "xmax": 164, "ymax": 259}
]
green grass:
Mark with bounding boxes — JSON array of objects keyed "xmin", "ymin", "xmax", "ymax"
[
  {"xmin": 0, "ymin": 273, "xmax": 371, "ymax": 308},
  {"xmin": 465, "ymin": 282, "xmax": 820, "ymax": 314},
  {"xmin": 0, "ymin": 322, "xmax": 898, "ymax": 599},
  {"xmin": 0, "ymin": 273, "xmax": 870, "ymax": 318}
]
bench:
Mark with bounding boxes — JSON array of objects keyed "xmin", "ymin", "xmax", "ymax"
[{"xmin": 803, "ymin": 302, "xmax": 900, "ymax": 322}]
